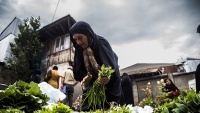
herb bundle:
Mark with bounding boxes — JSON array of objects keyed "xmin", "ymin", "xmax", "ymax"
[{"xmin": 83, "ymin": 64, "xmax": 114, "ymax": 110}]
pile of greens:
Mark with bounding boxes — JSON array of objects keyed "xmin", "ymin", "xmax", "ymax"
[
  {"xmin": 0, "ymin": 80, "xmax": 49, "ymax": 113},
  {"xmin": 34, "ymin": 102, "xmax": 73, "ymax": 113}
]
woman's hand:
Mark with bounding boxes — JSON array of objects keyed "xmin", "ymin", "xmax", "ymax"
[
  {"xmin": 81, "ymin": 72, "xmax": 92, "ymax": 89},
  {"xmin": 98, "ymin": 76, "xmax": 110, "ymax": 85}
]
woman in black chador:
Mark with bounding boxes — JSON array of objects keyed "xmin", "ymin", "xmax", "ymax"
[
  {"xmin": 121, "ymin": 73, "xmax": 134, "ymax": 105},
  {"xmin": 69, "ymin": 21, "xmax": 122, "ymax": 111},
  {"xmin": 195, "ymin": 64, "xmax": 200, "ymax": 93},
  {"xmin": 163, "ymin": 78, "xmax": 180, "ymax": 98}
]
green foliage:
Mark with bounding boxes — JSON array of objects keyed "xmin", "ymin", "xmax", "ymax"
[
  {"xmin": 35, "ymin": 103, "xmax": 73, "ymax": 113},
  {"xmin": 0, "ymin": 108, "xmax": 25, "ymax": 113},
  {"xmin": 155, "ymin": 92, "xmax": 172, "ymax": 106},
  {"xmin": 108, "ymin": 104, "xmax": 131, "ymax": 113},
  {"xmin": 154, "ymin": 90, "xmax": 200, "ymax": 113},
  {"xmin": 78, "ymin": 104, "xmax": 131, "ymax": 113},
  {"xmin": 5, "ymin": 16, "xmax": 44, "ymax": 82},
  {"xmin": 51, "ymin": 103, "xmax": 72, "ymax": 113},
  {"xmin": 34, "ymin": 104, "xmax": 133, "ymax": 113},
  {"xmin": 0, "ymin": 80, "xmax": 49, "ymax": 113},
  {"xmin": 139, "ymin": 97, "xmax": 158, "ymax": 108}
]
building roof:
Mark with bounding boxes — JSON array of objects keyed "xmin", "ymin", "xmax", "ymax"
[
  {"xmin": 120, "ymin": 63, "xmax": 175, "ymax": 75},
  {"xmin": 39, "ymin": 14, "xmax": 76, "ymax": 42},
  {"xmin": 120, "ymin": 63, "xmax": 176, "ymax": 78},
  {"xmin": 128, "ymin": 67, "xmax": 161, "ymax": 75},
  {"xmin": 0, "ymin": 17, "xmax": 22, "ymax": 41},
  {"xmin": 186, "ymin": 57, "xmax": 200, "ymax": 60}
]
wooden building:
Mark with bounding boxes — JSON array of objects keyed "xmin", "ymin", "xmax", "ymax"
[
  {"xmin": 39, "ymin": 14, "xmax": 76, "ymax": 77},
  {"xmin": 39, "ymin": 14, "xmax": 83, "ymax": 101}
]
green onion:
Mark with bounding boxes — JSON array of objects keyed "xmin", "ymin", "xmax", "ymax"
[{"xmin": 82, "ymin": 64, "xmax": 114, "ymax": 110}]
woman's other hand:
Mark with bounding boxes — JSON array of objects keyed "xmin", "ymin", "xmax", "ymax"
[
  {"xmin": 81, "ymin": 72, "xmax": 92, "ymax": 89},
  {"xmin": 98, "ymin": 76, "xmax": 110, "ymax": 85}
]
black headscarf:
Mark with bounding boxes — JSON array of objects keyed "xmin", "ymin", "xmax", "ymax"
[{"xmin": 69, "ymin": 21, "xmax": 121, "ymax": 102}]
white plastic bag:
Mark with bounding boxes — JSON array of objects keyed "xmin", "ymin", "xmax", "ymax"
[{"xmin": 38, "ymin": 82, "xmax": 66, "ymax": 103}]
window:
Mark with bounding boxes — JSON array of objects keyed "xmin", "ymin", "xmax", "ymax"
[
  {"xmin": 54, "ymin": 35, "xmax": 70, "ymax": 52},
  {"xmin": 64, "ymin": 35, "xmax": 70, "ymax": 49},
  {"xmin": 60, "ymin": 35, "xmax": 65, "ymax": 50},
  {"xmin": 55, "ymin": 38, "xmax": 60, "ymax": 52}
]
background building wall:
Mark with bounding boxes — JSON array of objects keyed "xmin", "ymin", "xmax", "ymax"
[{"xmin": 0, "ymin": 34, "xmax": 15, "ymax": 63}]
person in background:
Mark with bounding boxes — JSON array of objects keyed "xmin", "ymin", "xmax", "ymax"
[
  {"xmin": 163, "ymin": 78, "xmax": 180, "ymax": 99},
  {"xmin": 120, "ymin": 73, "xmax": 134, "ymax": 105},
  {"xmin": 46, "ymin": 65, "xmax": 61, "ymax": 89},
  {"xmin": 29, "ymin": 69, "xmax": 42, "ymax": 83},
  {"xmin": 61, "ymin": 66, "xmax": 78, "ymax": 108},
  {"xmin": 69, "ymin": 21, "xmax": 122, "ymax": 111},
  {"xmin": 195, "ymin": 64, "xmax": 200, "ymax": 93}
]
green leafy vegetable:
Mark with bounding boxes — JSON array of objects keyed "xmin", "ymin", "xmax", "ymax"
[
  {"xmin": 0, "ymin": 80, "xmax": 49, "ymax": 113},
  {"xmin": 98, "ymin": 64, "xmax": 114, "ymax": 77},
  {"xmin": 35, "ymin": 102, "xmax": 73, "ymax": 113}
]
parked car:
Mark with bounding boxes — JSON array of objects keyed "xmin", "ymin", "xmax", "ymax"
[{"xmin": 0, "ymin": 83, "xmax": 8, "ymax": 92}]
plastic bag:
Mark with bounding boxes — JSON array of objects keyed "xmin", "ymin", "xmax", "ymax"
[
  {"xmin": 38, "ymin": 82, "xmax": 66, "ymax": 103},
  {"xmin": 60, "ymin": 85, "xmax": 66, "ymax": 93}
]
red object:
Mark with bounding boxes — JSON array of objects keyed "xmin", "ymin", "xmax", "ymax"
[
  {"xmin": 170, "ymin": 90, "xmax": 179, "ymax": 96},
  {"xmin": 57, "ymin": 99, "xmax": 62, "ymax": 103}
]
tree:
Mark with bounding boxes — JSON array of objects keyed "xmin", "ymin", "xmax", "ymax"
[{"xmin": 6, "ymin": 16, "xmax": 44, "ymax": 82}]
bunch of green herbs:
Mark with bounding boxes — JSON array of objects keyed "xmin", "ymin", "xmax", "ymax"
[{"xmin": 83, "ymin": 64, "xmax": 114, "ymax": 110}]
